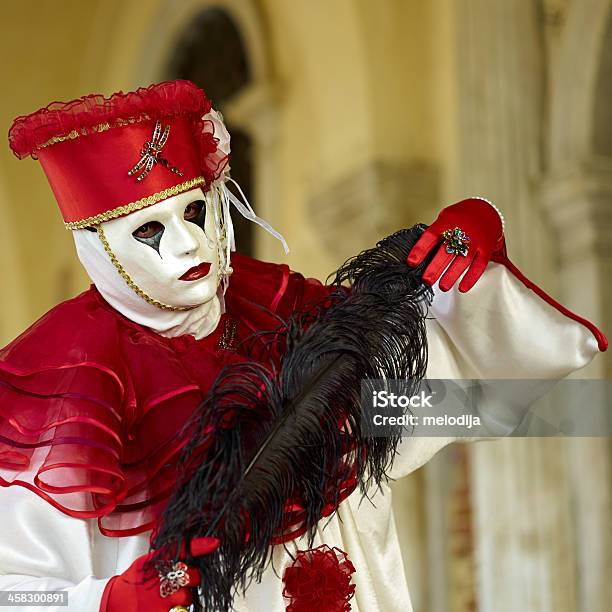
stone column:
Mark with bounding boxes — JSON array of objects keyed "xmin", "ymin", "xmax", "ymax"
[
  {"xmin": 390, "ymin": 470, "xmax": 429, "ymax": 612},
  {"xmin": 423, "ymin": 444, "xmax": 478, "ymax": 612},
  {"xmin": 540, "ymin": 160, "xmax": 612, "ymax": 612},
  {"xmin": 454, "ymin": 0, "xmax": 553, "ymax": 275},
  {"xmin": 453, "ymin": 1, "xmax": 580, "ymax": 611}
]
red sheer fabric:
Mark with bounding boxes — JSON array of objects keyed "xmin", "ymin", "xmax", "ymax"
[{"xmin": 0, "ymin": 253, "xmax": 348, "ymax": 537}]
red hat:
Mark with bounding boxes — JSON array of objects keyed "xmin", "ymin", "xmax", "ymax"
[{"xmin": 8, "ymin": 80, "xmax": 228, "ymax": 229}]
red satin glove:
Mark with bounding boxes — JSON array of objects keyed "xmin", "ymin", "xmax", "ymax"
[
  {"xmin": 99, "ymin": 537, "xmax": 220, "ymax": 612},
  {"xmin": 407, "ymin": 197, "xmax": 506, "ymax": 292}
]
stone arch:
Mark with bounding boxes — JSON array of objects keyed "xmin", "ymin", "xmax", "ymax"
[
  {"xmin": 92, "ymin": 0, "xmax": 384, "ymax": 266},
  {"xmin": 164, "ymin": 6, "xmax": 257, "ymax": 256},
  {"xmin": 94, "ymin": 0, "xmax": 271, "ymax": 91},
  {"xmin": 95, "ymin": 0, "xmax": 284, "ymax": 257}
]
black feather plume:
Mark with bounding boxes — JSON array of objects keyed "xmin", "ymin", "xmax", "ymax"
[{"xmin": 148, "ymin": 224, "xmax": 434, "ymax": 611}]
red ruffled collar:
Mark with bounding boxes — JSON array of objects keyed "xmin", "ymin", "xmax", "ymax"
[{"xmin": 0, "ymin": 252, "xmax": 341, "ymax": 536}]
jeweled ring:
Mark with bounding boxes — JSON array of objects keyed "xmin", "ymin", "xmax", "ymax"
[
  {"xmin": 442, "ymin": 226, "xmax": 470, "ymax": 257},
  {"xmin": 169, "ymin": 607, "xmax": 190, "ymax": 612},
  {"xmin": 158, "ymin": 561, "xmax": 190, "ymax": 598}
]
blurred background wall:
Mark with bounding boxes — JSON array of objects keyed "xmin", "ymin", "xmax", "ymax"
[{"xmin": 0, "ymin": 1, "xmax": 610, "ymax": 611}]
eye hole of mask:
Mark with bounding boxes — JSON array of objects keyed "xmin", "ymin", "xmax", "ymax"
[
  {"xmin": 130, "ymin": 200, "xmax": 207, "ymax": 253},
  {"xmin": 132, "ymin": 221, "xmax": 164, "ymax": 240},
  {"xmin": 132, "ymin": 221, "xmax": 165, "ymax": 252},
  {"xmin": 184, "ymin": 200, "xmax": 206, "ymax": 227}
]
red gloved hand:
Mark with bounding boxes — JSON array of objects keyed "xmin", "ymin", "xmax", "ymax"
[
  {"xmin": 100, "ymin": 536, "xmax": 220, "ymax": 612},
  {"xmin": 407, "ymin": 197, "xmax": 506, "ymax": 292}
]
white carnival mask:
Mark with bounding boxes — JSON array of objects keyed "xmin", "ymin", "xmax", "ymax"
[
  {"xmin": 72, "ymin": 108, "xmax": 290, "ymax": 340},
  {"xmin": 73, "ymin": 187, "xmax": 225, "ymax": 339},
  {"xmin": 99, "ymin": 187, "xmax": 220, "ymax": 309}
]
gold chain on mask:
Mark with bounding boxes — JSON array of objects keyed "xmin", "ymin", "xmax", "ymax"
[{"xmin": 95, "ymin": 225, "xmax": 198, "ymax": 312}]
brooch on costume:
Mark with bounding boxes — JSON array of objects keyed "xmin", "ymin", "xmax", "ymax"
[
  {"xmin": 218, "ymin": 316, "xmax": 238, "ymax": 351},
  {"xmin": 157, "ymin": 560, "xmax": 190, "ymax": 598},
  {"xmin": 442, "ymin": 226, "xmax": 471, "ymax": 256},
  {"xmin": 128, "ymin": 120, "xmax": 184, "ymax": 182}
]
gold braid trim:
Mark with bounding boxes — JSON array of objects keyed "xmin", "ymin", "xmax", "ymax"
[
  {"xmin": 35, "ymin": 115, "xmax": 151, "ymax": 154},
  {"xmin": 95, "ymin": 225, "xmax": 195, "ymax": 312},
  {"xmin": 64, "ymin": 177, "xmax": 206, "ymax": 230}
]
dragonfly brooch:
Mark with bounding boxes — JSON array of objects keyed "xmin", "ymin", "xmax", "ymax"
[{"xmin": 128, "ymin": 120, "xmax": 184, "ymax": 182}]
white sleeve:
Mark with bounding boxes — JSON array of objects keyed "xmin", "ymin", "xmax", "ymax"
[
  {"xmin": 389, "ymin": 260, "xmax": 602, "ymax": 479},
  {"xmin": 0, "ymin": 485, "xmax": 110, "ymax": 612}
]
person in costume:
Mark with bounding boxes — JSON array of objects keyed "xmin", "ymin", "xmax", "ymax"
[{"xmin": 0, "ymin": 81, "xmax": 607, "ymax": 612}]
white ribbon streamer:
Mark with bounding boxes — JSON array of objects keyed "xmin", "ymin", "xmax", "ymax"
[
  {"xmin": 223, "ymin": 177, "xmax": 289, "ymax": 255},
  {"xmin": 204, "ymin": 177, "xmax": 290, "ymax": 304}
]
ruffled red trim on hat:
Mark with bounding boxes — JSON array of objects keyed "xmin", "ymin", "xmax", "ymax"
[{"xmin": 9, "ymin": 80, "xmax": 212, "ymax": 160}]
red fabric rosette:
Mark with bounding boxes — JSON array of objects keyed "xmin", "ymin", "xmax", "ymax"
[
  {"xmin": 283, "ymin": 545, "xmax": 356, "ymax": 612},
  {"xmin": 196, "ymin": 114, "xmax": 230, "ymax": 187}
]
